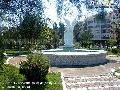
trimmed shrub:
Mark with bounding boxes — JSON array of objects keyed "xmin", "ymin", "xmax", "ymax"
[
  {"xmin": 20, "ymin": 53, "xmax": 50, "ymax": 82},
  {"xmin": 0, "ymin": 64, "xmax": 26, "ymax": 90}
]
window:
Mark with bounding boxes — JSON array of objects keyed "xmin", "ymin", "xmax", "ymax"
[
  {"xmin": 102, "ymin": 30, "xmax": 106, "ymax": 33},
  {"xmin": 106, "ymin": 19, "xmax": 111, "ymax": 23},
  {"xmin": 88, "ymin": 20, "xmax": 93, "ymax": 24},
  {"xmin": 95, "ymin": 25, "xmax": 100, "ymax": 28},
  {"xmin": 96, "ymin": 30, "xmax": 100, "ymax": 33},
  {"xmin": 94, "ymin": 35, "xmax": 101, "ymax": 39},
  {"xmin": 102, "ymin": 35, "xmax": 110, "ymax": 39},
  {"xmin": 88, "ymin": 26, "xmax": 93, "ymax": 28},
  {"xmin": 101, "ymin": 25, "xmax": 111, "ymax": 28},
  {"xmin": 106, "ymin": 25, "xmax": 111, "ymax": 28},
  {"xmin": 101, "ymin": 25, "xmax": 106, "ymax": 28}
]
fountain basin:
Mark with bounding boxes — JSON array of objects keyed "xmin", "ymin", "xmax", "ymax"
[{"xmin": 41, "ymin": 49, "xmax": 107, "ymax": 66}]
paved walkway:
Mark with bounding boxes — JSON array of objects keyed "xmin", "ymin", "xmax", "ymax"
[
  {"xmin": 7, "ymin": 55, "xmax": 120, "ymax": 90},
  {"xmin": 6, "ymin": 56, "xmax": 27, "ymax": 67},
  {"xmin": 63, "ymin": 74, "xmax": 120, "ymax": 90},
  {"xmin": 50, "ymin": 63, "xmax": 120, "ymax": 90},
  {"xmin": 50, "ymin": 55, "xmax": 120, "ymax": 90}
]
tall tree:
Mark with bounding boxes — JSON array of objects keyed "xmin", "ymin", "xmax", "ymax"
[
  {"xmin": 79, "ymin": 29, "xmax": 93, "ymax": 48},
  {"xmin": 58, "ymin": 22, "xmax": 65, "ymax": 39},
  {"xmin": 0, "ymin": 0, "xmax": 43, "ymax": 27},
  {"xmin": 74, "ymin": 22, "xmax": 82, "ymax": 42},
  {"xmin": 53, "ymin": 22, "xmax": 58, "ymax": 31}
]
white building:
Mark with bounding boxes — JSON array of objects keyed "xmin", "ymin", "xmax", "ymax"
[{"xmin": 84, "ymin": 14, "xmax": 112, "ymax": 41}]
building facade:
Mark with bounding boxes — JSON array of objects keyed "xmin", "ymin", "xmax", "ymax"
[
  {"xmin": 84, "ymin": 15, "xmax": 111, "ymax": 41},
  {"xmin": 109, "ymin": 9, "xmax": 120, "ymax": 40}
]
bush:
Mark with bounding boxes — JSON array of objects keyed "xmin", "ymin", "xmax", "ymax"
[
  {"xmin": 0, "ymin": 64, "xmax": 26, "ymax": 90},
  {"xmin": 111, "ymin": 48, "xmax": 120, "ymax": 54},
  {"xmin": 107, "ymin": 40, "xmax": 116, "ymax": 48},
  {"xmin": 20, "ymin": 53, "xmax": 50, "ymax": 82}
]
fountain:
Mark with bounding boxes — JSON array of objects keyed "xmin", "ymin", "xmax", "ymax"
[
  {"xmin": 39, "ymin": 0, "xmax": 108, "ymax": 66},
  {"xmin": 41, "ymin": 17, "xmax": 107, "ymax": 66}
]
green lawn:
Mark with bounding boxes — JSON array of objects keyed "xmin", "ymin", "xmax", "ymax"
[
  {"xmin": 30, "ymin": 72, "xmax": 63, "ymax": 90},
  {"xmin": 44, "ymin": 72, "xmax": 63, "ymax": 90},
  {"xmin": 6, "ymin": 50, "xmax": 30, "ymax": 56}
]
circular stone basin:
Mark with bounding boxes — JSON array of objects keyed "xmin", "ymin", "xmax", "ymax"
[{"xmin": 41, "ymin": 49, "xmax": 107, "ymax": 66}]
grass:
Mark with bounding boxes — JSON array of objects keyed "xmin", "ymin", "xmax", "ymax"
[
  {"xmin": 29, "ymin": 72, "xmax": 63, "ymax": 90},
  {"xmin": 44, "ymin": 72, "xmax": 63, "ymax": 90},
  {"xmin": 6, "ymin": 50, "xmax": 30, "ymax": 56},
  {"xmin": 117, "ymin": 69, "xmax": 120, "ymax": 73}
]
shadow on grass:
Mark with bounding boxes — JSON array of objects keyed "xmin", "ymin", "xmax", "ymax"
[{"xmin": 51, "ymin": 59, "xmax": 110, "ymax": 68}]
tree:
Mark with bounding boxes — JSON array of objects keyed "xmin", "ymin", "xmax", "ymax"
[
  {"xmin": 39, "ymin": 26, "xmax": 53, "ymax": 49},
  {"xmin": 74, "ymin": 22, "xmax": 82, "ymax": 42},
  {"xmin": 106, "ymin": 40, "xmax": 116, "ymax": 48},
  {"xmin": 3, "ymin": 0, "xmax": 11, "ymax": 3},
  {"xmin": 95, "ymin": 11, "xmax": 107, "ymax": 22},
  {"xmin": 0, "ymin": 33, "xmax": 4, "ymax": 65},
  {"xmin": 58, "ymin": 22, "xmax": 65, "ymax": 45},
  {"xmin": 58, "ymin": 22, "xmax": 65, "ymax": 39},
  {"xmin": 19, "ymin": 13, "xmax": 54, "ymax": 50},
  {"xmin": 51, "ymin": 30, "xmax": 60, "ymax": 49},
  {"xmin": 52, "ymin": 22, "xmax": 60, "ymax": 48},
  {"xmin": 73, "ymin": 22, "xmax": 93, "ymax": 48},
  {"xmin": 0, "ymin": 0, "xmax": 43, "ymax": 27},
  {"xmin": 0, "ymin": 36, "xmax": 3, "ymax": 49},
  {"xmin": 2, "ymin": 27, "xmax": 19, "ymax": 50},
  {"xmin": 53, "ymin": 22, "xmax": 58, "ymax": 31},
  {"xmin": 79, "ymin": 29, "xmax": 93, "ymax": 48}
]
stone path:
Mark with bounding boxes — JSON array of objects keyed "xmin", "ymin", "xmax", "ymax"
[
  {"xmin": 6, "ymin": 55, "xmax": 27, "ymax": 67},
  {"xmin": 64, "ymin": 74, "xmax": 120, "ymax": 90},
  {"xmin": 50, "ymin": 62, "xmax": 120, "ymax": 90},
  {"xmin": 50, "ymin": 55, "xmax": 120, "ymax": 90},
  {"xmin": 106, "ymin": 55, "xmax": 120, "ymax": 62},
  {"xmin": 6, "ymin": 55, "xmax": 120, "ymax": 90}
]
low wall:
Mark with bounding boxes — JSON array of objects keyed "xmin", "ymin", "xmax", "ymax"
[
  {"xmin": 44, "ymin": 54, "xmax": 107, "ymax": 66},
  {"xmin": 42, "ymin": 49, "xmax": 107, "ymax": 66}
]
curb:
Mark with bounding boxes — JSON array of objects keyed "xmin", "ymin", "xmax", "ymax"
[
  {"xmin": 61, "ymin": 72, "xmax": 67, "ymax": 90},
  {"xmin": 5, "ymin": 57, "xmax": 14, "ymax": 64}
]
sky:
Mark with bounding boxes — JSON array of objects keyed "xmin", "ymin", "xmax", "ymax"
[
  {"xmin": 41, "ymin": 0, "xmax": 117, "ymax": 28},
  {"xmin": 0, "ymin": 0, "xmax": 119, "ymax": 28}
]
